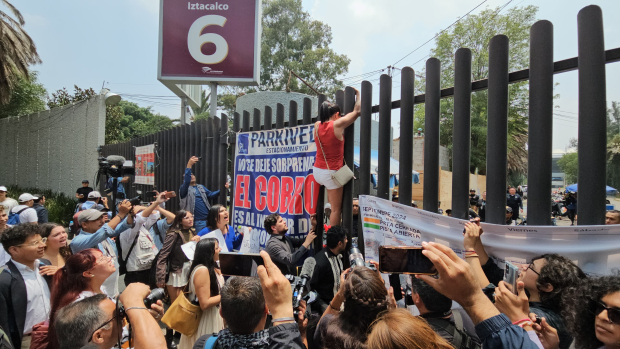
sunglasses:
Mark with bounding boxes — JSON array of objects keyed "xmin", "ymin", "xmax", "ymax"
[{"xmin": 592, "ymin": 300, "xmax": 620, "ymax": 324}]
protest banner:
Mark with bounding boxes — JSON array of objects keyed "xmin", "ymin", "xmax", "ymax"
[
  {"xmin": 135, "ymin": 145, "xmax": 155, "ymax": 185},
  {"xmin": 359, "ymin": 195, "xmax": 620, "ymax": 275},
  {"xmin": 233, "ymin": 125, "xmax": 320, "ymax": 249}
]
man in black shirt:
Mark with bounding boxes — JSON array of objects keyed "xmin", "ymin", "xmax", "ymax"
[
  {"xmin": 76, "ymin": 180, "xmax": 93, "ymax": 204},
  {"xmin": 310, "ymin": 226, "xmax": 348, "ymax": 312},
  {"xmin": 506, "ymin": 187, "xmax": 523, "ymax": 221},
  {"xmin": 264, "ymin": 213, "xmax": 316, "ymax": 276},
  {"xmin": 411, "ymin": 278, "xmax": 480, "ymax": 348}
]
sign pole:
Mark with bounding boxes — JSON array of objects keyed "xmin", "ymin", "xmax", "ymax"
[{"xmin": 210, "ymin": 82, "xmax": 218, "ymax": 118}]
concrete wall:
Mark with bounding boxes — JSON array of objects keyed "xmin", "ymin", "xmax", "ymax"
[
  {"xmin": 392, "ymin": 136, "xmax": 450, "ymax": 171},
  {"xmin": 0, "ymin": 96, "xmax": 106, "ymax": 197},
  {"xmin": 236, "ymin": 91, "xmax": 318, "ymax": 126}
]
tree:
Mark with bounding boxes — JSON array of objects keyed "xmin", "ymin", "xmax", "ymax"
[
  {"xmin": 0, "ymin": 1, "xmax": 42, "ymax": 104},
  {"xmin": 557, "ymin": 152, "xmax": 578, "ymax": 184},
  {"xmin": 607, "ymin": 101, "xmax": 620, "ymax": 141},
  {"xmin": 412, "ymin": 5, "xmax": 538, "ymax": 175},
  {"xmin": 0, "ymin": 70, "xmax": 46, "ymax": 118},
  {"xmin": 191, "ymin": 89, "xmax": 210, "ymax": 121}
]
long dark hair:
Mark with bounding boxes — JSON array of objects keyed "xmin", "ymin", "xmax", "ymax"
[
  {"xmin": 562, "ymin": 275, "xmax": 620, "ymax": 349},
  {"xmin": 322, "ymin": 267, "xmax": 388, "ymax": 349},
  {"xmin": 319, "ymin": 101, "xmax": 341, "ymax": 123},
  {"xmin": 189, "ymin": 238, "xmax": 220, "ymax": 297},
  {"xmin": 48, "ymin": 249, "xmax": 99, "ymax": 349},
  {"xmin": 170, "ymin": 210, "xmax": 191, "ymax": 231},
  {"xmin": 207, "ymin": 204, "xmax": 226, "ymax": 231},
  {"xmin": 40, "ymin": 222, "xmax": 73, "ymax": 260}
]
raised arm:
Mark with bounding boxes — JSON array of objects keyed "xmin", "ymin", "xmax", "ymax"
[
  {"xmin": 180, "ymin": 157, "xmax": 199, "ymax": 199},
  {"xmin": 141, "ymin": 192, "xmax": 169, "ymax": 218},
  {"xmin": 463, "ymin": 222, "xmax": 491, "ymax": 288},
  {"xmin": 333, "ymin": 88, "xmax": 361, "ymax": 131}
]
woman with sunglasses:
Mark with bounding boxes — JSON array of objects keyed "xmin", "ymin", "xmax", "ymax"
[
  {"xmin": 555, "ymin": 275, "xmax": 620, "ymax": 349},
  {"xmin": 313, "ymin": 91, "xmax": 361, "ymax": 226},
  {"xmin": 47, "ymin": 248, "xmax": 117, "ymax": 349},
  {"xmin": 178, "ymin": 238, "xmax": 224, "ymax": 349},
  {"xmin": 38, "ymin": 223, "xmax": 71, "ymax": 277}
]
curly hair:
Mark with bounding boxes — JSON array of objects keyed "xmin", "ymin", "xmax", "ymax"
[
  {"xmin": 264, "ymin": 213, "xmax": 280, "ymax": 234},
  {"xmin": 322, "ymin": 267, "xmax": 388, "ymax": 349},
  {"xmin": 562, "ymin": 275, "xmax": 620, "ymax": 349},
  {"xmin": 533, "ymin": 254, "xmax": 587, "ymax": 311}
]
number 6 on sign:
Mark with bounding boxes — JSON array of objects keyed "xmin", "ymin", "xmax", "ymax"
[{"xmin": 188, "ymin": 15, "xmax": 229, "ymax": 64}]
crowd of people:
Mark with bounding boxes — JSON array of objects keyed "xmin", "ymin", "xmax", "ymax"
[{"xmin": 0, "ymin": 145, "xmax": 619, "ymax": 349}]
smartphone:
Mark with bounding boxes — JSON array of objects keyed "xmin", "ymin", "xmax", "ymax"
[
  {"xmin": 378, "ymin": 246, "xmax": 436, "ymax": 275},
  {"xmin": 504, "ymin": 261, "xmax": 520, "ymax": 295},
  {"xmin": 219, "ymin": 253, "xmax": 264, "ymax": 277},
  {"xmin": 165, "ymin": 191, "xmax": 177, "ymax": 199}
]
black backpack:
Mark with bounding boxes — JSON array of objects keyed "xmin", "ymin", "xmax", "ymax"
[
  {"xmin": 0, "ymin": 325, "xmax": 13, "ymax": 349},
  {"xmin": 425, "ymin": 311, "xmax": 482, "ymax": 349},
  {"xmin": 115, "ymin": 232, "xmax": 140, "ymax": 276}
]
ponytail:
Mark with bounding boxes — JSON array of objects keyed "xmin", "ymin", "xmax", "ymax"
[{"xmin": 320, "ymin": 101, "xmax": 341, "ymax": 123}]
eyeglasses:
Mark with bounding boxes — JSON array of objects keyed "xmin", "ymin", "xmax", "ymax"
[
  {"xmin": 16, "ymin": 238, "xmax": 47, "ymax": 247},
  {"xmin": 592, "ymin": 300, "xmax": 620, "ymax": 324},
  {"xmin": 95, "ymin": 255, "xmax": 113, "ymax": 266},
  {"xmin": 88, "ymin": 300, "xmax": 125, "ymax": 343},
  {"xmin": 527, "ymin": 263, "xmax": 540, "ymax": 276}
]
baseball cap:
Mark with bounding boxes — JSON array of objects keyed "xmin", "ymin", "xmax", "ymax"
[
  {"xmin": 470, "ymin": 188, "xmax": 476, "ymax": 192},
  {"xmin": 88, "ymin": 191, "xmax": 102, "ymax": 199},
  {"xmin": 82, "ymin": 180, "xmax": 89, "ymax": 183},
  {"xmin": 19, "ymin": 193, "xmax": 38, "ymax": 202},
  {"xmin": 325, "ymin": 203, "xmax": 332, "ymax": 209},
  {"xmin": 0, "ymin": 186, "xmax": 6, "ymax": 192},
  {"xmin": 78, "ymin": 209, "xmax": 105, "ymax": 224},
  {"xmin": 506, "ymin": 206, "xmax": 513, "ymax": 213}
]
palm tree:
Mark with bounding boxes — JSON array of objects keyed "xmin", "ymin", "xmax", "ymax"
[{"xmin": 0, "ymin": 0, "xmax": 41, "ymax": 104}]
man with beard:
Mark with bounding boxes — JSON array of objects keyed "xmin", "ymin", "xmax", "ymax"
[{"xmin": 264, "ymin": 213, "xmax": 316, "ymax": 275}]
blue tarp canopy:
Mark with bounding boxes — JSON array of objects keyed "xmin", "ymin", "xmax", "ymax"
[
  {"xmin": 565, "ymin": 183, "xmax": 618, "ymax": 196},
  {"xmin": 353, "ymin": 147, "xmax": 420, "ymax": 189}
]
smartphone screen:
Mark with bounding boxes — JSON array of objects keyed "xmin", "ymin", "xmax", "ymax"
[
  {"xmin": 504, "ymin": 261, "xmax": 520, "ymax": 295},
  {"xmin": 219, "ymin": 253, "xmax": 264, "ymax": 277},
  {"xmin": 378, "ymin": 246, "xmax": 436, "ymax": 275}
]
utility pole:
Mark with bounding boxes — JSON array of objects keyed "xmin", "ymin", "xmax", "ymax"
[
  {"xmin": 180, "ymin": 97, "xmax": 188, "ymax": 124},
  {"xmin": 210, "ymin": 82, "xmax": 218, "ymax": 118}
]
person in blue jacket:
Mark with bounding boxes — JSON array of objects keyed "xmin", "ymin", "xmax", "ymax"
[{"xmin": 198, "ymin": 204, "xmax": 243, "ymax": 251}]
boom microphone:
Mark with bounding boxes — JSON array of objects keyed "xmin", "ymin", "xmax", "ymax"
[
  {"xmin": 106, "ymin": 155, "xmax": 126, "ymax": 167},
  {"xmin": 293, "ymin": 257, "xmax": 316, "ymax": 309}
]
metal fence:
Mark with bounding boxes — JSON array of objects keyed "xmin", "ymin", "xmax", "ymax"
[{"xmin": 100, "ymin": 5, "xmax": 620, "ymax": 255}]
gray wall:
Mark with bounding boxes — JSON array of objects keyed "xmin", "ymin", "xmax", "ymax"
[
  {"xmin": 236, "ymin": 91, "xmax": 318, "ymax": 126},
  {"xmin": 0, "ymin": 96, "xmax": 106, "ymax": 197}
]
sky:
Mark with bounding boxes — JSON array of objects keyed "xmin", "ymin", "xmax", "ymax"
[{"xmin": 14, "ymin": 0, "xmax": 620, "ymax": 152}]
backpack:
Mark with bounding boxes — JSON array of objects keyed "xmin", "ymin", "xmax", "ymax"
[
  {"xmin": 7, "ymin": 207, "xmax": 29, "ymax": 225},
  {"xmin": 425, "ymin": 311, "xmax": 482, "ymax": 349},
  {"xmin": 116, "ymin": 232, "xmax": 140, "ymax": 276},
  {"xmin": 203, "ymin": 335, "xmax": 218, "ymax": 349}
]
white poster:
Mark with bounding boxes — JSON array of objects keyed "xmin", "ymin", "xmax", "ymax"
[
  {"xmin": 359, "ymin": 195, "xmax": 620, "ymax": 275},
  {"xmin": 135, "ymin": 144, "xmax": 155, "ymax": 185},
  {"xmin": 201, "ymin": 229, "xmax": 229, "ymax": 253},
  {"xmin": 238, "ymin": 227, "xmax": 261, "ymax": 254}
]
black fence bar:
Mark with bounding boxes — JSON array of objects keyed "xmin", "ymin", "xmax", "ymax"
[
  {"xmin": 369, "ymin": 47, "xmax": 620, "ymax": 113},
  {"xmin": 358, "ymin": 82, "xmax": 372, "ymax": 255},
  {"xmin": 303, "ymin": 98, "xmax": 312, "ymax": 125},
  {"xmin": 314, "ymin": 94, "xmax": 326, "ymax": 252},
  {"xmin": 377, "ymin": 74, "xmax": 392, "ymax": 200},
  {"xmin": 578, "ymin": 5, "xmax": 607, "ymax": 225},
  {"xmin": 243, "ymin": 111, "xmax": 250, "ymax": 132},
  {"xmin": 527, "ymin": 20, "xmax": 554, "ymax": 225},
  {"xmin": 253, "ymin": 108, "xmax": 261, "ymax": 131},
  {"xmin": 205, "ymin": 119, "xmax": 214, "ymax": 191},
  {"xmin": 212, "ymin": 118, "xmax": 221, "ymax": 200},
  {"xmin": 276, "ymin": 103, "xmax": 285, "ymax": 129},
  {"xmin": 264, "ymin": 106, "xmax": 273, "ymax": 130},
  {"xmin": 342, "ymin": 87, "xmax": 356, "ymax": 249},
  {"xmin": 220, "ymin": 114, "xmax": 229, "ymax": 206},
  {"xmin": 486, "ymin": 35, "xmax": 510, "ymax": 224},
  {"xmin": 200, "ymin": 120, "xmax": 209, "ymax": 210},
  {"xmin": 231, "ymin": 113, "xmax": 240, "ymax": 215},
  {"xmin": 399, "ymin": 67, "xmax": 414, "ymax": 207},
  {"xmin": 452, "ymin": 50, "xmax": 472, "ymax": 219},
  {"xmin": 289, "ymin": 101, "xmax": 298, "ymax": 127},
  {"xmin": 424, "ymin": 58, "xmax": 442, "ymax": 214}
]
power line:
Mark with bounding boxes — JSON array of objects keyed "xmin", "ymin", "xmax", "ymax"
[{"xmin": 392, "ymin": 0, "xmax": 489, "ymax": 67}]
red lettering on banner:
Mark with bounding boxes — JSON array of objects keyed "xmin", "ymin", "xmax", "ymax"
[
  {"xmin": 255, "ymin": 176, "xmax": 267, "ymax": 211},
  {"xmin": 267, "ymin": 177, "xmax": 280, "ymax": 213},
  {"xmin": 289, "ymin": 176, "xmax": 305, "ymax": 215},
  {"xmin": 234, "ymin": 175, "xmax": 245, "ymax": 208},
  {"xmin": 279, "ymin": 176, "xmax": 294, "ymax": 214},
  {"xmin": 304, "ymin": 174, "xmax": 320, "ymax": 214},
  {"xmin": 242, "ymin": 175, "xmax": 252, "ymax": 209}
]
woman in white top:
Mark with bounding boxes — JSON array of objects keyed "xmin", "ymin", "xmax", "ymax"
[{"xmin": 178, "ymin": 238, "xmax": 225, "ymax": 349}]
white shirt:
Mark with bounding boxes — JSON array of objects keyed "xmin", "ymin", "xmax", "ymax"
[
  {"xmin": 0, "ymin": 198, "xmax": 17, "ymax": 215},
  {"xmin": 11, "ymin": 205, "xmax": 38, "ymax": 223},
  {"xmin": 11, "ymin": 259, "xmax": 51, "ymax": 335},
  {"xmin": 120, "ymin": 212, "xmax": 159, "ymax": 272}
]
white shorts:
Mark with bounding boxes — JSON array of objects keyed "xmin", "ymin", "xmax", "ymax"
[
  {"xmin": 166, "ymin": 261, "xmax": 191, "ymax": 287},
  {"xmin": 313, "ymin": 166, "xmax": 343, "ymax": 190}
]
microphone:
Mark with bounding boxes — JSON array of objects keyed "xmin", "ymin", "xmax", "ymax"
[
  {"xmin": 293, "ymin": 257, "xmax": 316, "ymax": 309},
  {"xmin": 106, "ymin": 155, "xmax": 126, "ymax": 167}
]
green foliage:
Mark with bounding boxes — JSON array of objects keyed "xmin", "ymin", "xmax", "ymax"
[
  {"xmin": 5, "ymin": 185, "xmax": 77, "ymax": 226},
  {"xmin": 261, "ymin": 0, "xmax": 349, "ymax": 98},
  {"xmin": 47, "ymin": 85, "xmax": 96, "ymax": 109},
  {"xmin": 105, "ymin": 104, "xmax": 124, "ymax": 144},
  {"xmin": 413, "ymin": 5, "xmax": 538, "ymax": 175},
  {"xmin": 607, "ymin": 101, "xmax": 620, "ymax": 141},
  {"xmin": 114, "ymin": 101, "xmax": 175, "ymax": 142},
  {"xmin": 0, "ymin": 71, "xmax": 46, "ymax": 118},
  {"xmin": 557, "ymin": 152, "xmax": 578, "ymax": 184}
]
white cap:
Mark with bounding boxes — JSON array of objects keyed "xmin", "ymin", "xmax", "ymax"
[
  {"xmin": 0, "ymin": 186, "xmax": 6, "ymax": 192},
  {"xmin": 88, "ymin": 191, "xmax": 102, "ymax": 198},
  {"xmin": 19, "ymin": 193, "xmax": 38, "ymax": 202},
  {"xmin": 324, "ymin": 203, "xmax": 332, "ymax": 209}
]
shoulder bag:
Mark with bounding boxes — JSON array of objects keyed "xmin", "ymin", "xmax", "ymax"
[
  {"xmin": 316, "ymin": 130, "xmax": 355, "ymax": 187},
  {"xmin": 160, "ymin": 269, "xmax": 203, "ymax": 336}
]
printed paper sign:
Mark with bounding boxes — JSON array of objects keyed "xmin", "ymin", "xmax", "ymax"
[
  {"xmin": 135, "ymin": 144, "xmax": 155, "ymax": 185},
  {"xmin": 201, "ymin": 229, "xmax": 229, "ymax": 252}
]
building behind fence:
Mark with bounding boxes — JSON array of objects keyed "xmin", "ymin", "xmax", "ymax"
[{"xmin": 0, "ymin": 96, "xmax": 105, "ymax": 197}]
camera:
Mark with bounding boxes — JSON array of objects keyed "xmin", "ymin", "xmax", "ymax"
[
  {"xmin": 349, "ymin": 244, "xmax": 376, "ymax": 270},
  {"xmin": 128, "ymin": 195, "xmax": 142, "ymax": 206},
  {"xmin": 285, "ymin": 258, "xmax": 316, "ymax": 316},
  {"xmin": 143, "ymin": 288, "xmax": 165, "ymax": 309},
  {"xmin": 98, "ymin": 155, "xmax": 135, "ymax": 178}
]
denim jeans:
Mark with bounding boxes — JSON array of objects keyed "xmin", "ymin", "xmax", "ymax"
[{"xmin": 194, "ymin": 219, "xmax": 207, "ymax": 234}]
